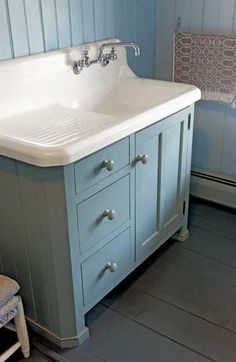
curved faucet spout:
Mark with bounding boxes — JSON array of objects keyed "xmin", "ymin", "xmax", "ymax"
[
  {"xmin": 73, "ymin": 40, "xmax": 140, "ymax": 75},
  {"xmin": 99, "ymin": 41, "xmax": 141, "ymax": 58}
]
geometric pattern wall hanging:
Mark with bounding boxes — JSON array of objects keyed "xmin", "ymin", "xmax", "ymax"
[{"xmin": 173, "ymin": 32, "xmax": 236, "ymax": 105}]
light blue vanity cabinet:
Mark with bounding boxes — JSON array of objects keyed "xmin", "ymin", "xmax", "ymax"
[
  {"xmin": 135, "ymin": 107, "xmax": 192, "ymax": 260},
  {"xmin": 0, "ymin": 106, "xmax": 194, "ymax": 348}
]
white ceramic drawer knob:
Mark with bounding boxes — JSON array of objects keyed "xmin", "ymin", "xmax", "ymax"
[
  {"xmin": 103, "ymin": 209, "xmax": 116, "ymax": 220},
  {"xmin": 101, "ymin": 159, "xmax": 115, "ymax": 171},
  {"xmin": 105, "ymin": 261, "xmax": 118, "ymax": 273},
  {"xmin": 136, "ymin": 154, "xmax": 149, "ymax": 164}
]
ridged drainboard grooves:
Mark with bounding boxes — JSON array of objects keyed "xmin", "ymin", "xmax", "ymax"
[{"xmin": 0, "ymin": 106, "xmax": 118, "ymax": 146}]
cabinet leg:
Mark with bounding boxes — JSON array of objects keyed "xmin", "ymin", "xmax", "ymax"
[
  {"xmin": 173, "ymin": 211, "xmax": 189, "ymax": 242},
  {"xmin": 173, "ymin": 226, "xmax": 189, "ymax": 242}
]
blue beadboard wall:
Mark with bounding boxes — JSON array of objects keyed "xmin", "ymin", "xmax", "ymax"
[
  {"xmin": 155, "ymin": 0, "xmax": 236, "ymax": 180},
  {"xmin": 0, "ymin": 0, "xmax": 156, "ymax": 78}
]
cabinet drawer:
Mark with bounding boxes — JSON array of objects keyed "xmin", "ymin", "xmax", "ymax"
[
  {"xmin": 77, "ymin": 175, "xmax": 130, "ymax": 254},
  {"xmin": 74, "ymin": 137, "xmax": 130, "ymax": 193},
  {"xmin": 82, "ymin": 228, "xmax": 132, "ymax": 308}
]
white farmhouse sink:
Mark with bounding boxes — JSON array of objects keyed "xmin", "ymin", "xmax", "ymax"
[
  {"xmin": 0, "ymin": 39, "xmax": 201, "ymax": 167},
  {"xmin": 93, "ymin": 78, "xmax": 198, "ymax": 117}
]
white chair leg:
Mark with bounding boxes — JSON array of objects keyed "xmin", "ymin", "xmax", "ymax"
[{"xmin": 14, "ymin": 297, "xmax": 30, "ymax": 358}]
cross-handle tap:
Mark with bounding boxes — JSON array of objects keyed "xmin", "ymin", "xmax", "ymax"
[
  {"xmin": 73, "ymin": 51, "xmax": 91, "ymax": 74},
  {"xmin": 82, "ymin": 51, "xmax": 91, "ymax": 67},
  {"xmin": 99, "ymin": 41, "xmax": 140, "ymax": 62},
  {"xmin": 73, "ymin": 41, "xmax": 140, "ymax": 74},
  {"xmin": 98, "ymin": 41, "xmax": 140, "ymax": 67}
]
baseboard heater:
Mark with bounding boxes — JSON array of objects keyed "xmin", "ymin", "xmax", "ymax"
[{"xmin": 190, "ymin": 170, "xmax": 236, "ymax": 209}]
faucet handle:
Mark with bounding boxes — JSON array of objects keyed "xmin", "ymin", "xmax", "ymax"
[
  {"xmin": 83, "ymin": 51, "xmax": 91, "ymax": 67},
  {"xmin": 100, "ymin": 55, "xmax": 110, "ymax": 67},
  {"xmin": 110, "ymin": 47, "xmax": 117, "ymax": 61},
  {"xmin": 73, "ymin": 61, "xmax": 83, "ymax": 75}
]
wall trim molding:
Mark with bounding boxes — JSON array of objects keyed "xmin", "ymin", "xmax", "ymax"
[
  {"xmin": 26, "ymin": 317, "xmax": 89, "ymax": 349},
  {"xmin": 190, "ymin": 171, "xmax": 236, "ymax": 209}
]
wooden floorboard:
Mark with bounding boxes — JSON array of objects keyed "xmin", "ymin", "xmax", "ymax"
[
  {"xmin": 162, "ymin": 242, "xmax": 236, "ymax": 288},
  {"xmin": 189, "ymin": 197, "xmax": 236, "ymax": 226},
  {"xmin": 135, "ymin": 256, "xmax": 236, "ymax": 333},
  {"xmin": 189, "ymin": 214, "xmax": 236, "ymax": 241},
  {"xmin": 12, "ymin": 198, "xmax": 236, "ymax": 361},
  {"xmin": 102, "ymin": 287, "xmax": 236, "ymax": 362},
  {"xmin": 179, "ymin": 225, "xmax": 236, "ymax": 268},
  {"xmin": 80, "ymin": 304, "xmax": 211, "ymax": 362}
]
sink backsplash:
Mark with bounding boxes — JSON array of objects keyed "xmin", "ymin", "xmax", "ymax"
[{"xmin": 0, "ymin": 39, "xmax": 135, "ymax": 119}]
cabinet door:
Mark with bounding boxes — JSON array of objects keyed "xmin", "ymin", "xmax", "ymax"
[{"xmin": 135, "ymin": 109, "xmax": 190, "ymax": 260}]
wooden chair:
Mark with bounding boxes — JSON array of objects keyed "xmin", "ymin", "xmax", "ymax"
[{"xmin": 0, "ymin": 275, "xmax": 30, "ymax": 361}]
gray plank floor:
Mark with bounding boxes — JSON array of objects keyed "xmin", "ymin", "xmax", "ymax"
[{"xmin": 6, "ymin": 197, "xmax": 236, "ymax": 361}]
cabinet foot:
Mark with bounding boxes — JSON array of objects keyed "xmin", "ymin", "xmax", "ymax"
[
  {"xmin": 27, "ymin": 318, "xmax": 90, "ymax": 348},
  {"xmin": 173, "ymin": 229, "xmax": 189, "ymax": 242}
]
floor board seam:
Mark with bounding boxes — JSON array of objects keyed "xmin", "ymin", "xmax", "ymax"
[
  {"xmin": 154, "ymin": 254, "xmax": 236, "ymax": 291},
  {"xmin": 161, "ymin": 251, "xmax": 236, "ymax": 289},
  {"xmin": 189, "ymin": 211, "xmax": 236, "ymax": 229},
  {"xmin": 177, "ymin": 242, "xmax": 236, "ymax": 271},
  {"xmin": 82, "ymin": 349, "xmax": 106, "ymax": 362},
  {"xmin": 189, "ymin": 223, "xmax": 236, "ymax": 242},
  {"xmin": 101, "ymin": 302, "xmax": 215, "ymax": 362},
  {"xmin": 144, "ymin": 291, "xmax": 236, "ymax": 336}
]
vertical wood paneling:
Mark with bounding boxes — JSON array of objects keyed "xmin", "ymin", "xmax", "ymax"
[
  {"xmin": 175, "ymin": 0, "xmax": 204, "ymax": 32},
  {"xmin": 155, "ymin": 0, "xmax": 175, "ymax": 80},
  {"xmin": 16, "ymin": 163, "xmax": 53, "ymax": 329},
  {"xmin": 24, "ymin": 0, "xmax": 44, "ymax": 54},
  {"xmin": 156, "ymin": 0, "xmax": 236, "ymax": 178},
  {"xmin": 69, "ymin": 0, "xmax": 83, "ymax": 46},
  {"xmin": 218, "ymin": 0, "xmax": 235, "ymax": 33},
  {"xmin": 0, "ymin": 158, "xmax": 36, "ymax": 319},
  {"xmin": 40, "ymin": 0, "xmax": 58, "ymax": 51},
  {"xmin": 175, "ymin": 0, "xmax": 191, "ymax": 30},
  {"xmin": 233, "ymin": 2, "xmax": 236, "ymax": 32},
  {"xmin": 115, "ymin": 0, "xmax": 134, "ymax": 40},
  {"xmin": 7, "ymin": 0, "xmax": 29, "ymax": 57},
  {"xmin": 136, "ymin": 0, "xmax": 156, "ymax": 78},
  {"xmin": 203, "ymin": 0, "xmax": 221, "ymax": 32},
  {"xmin": 94, "ymin": 0, "xmax": 115, "ymax": 40},
  {"xmin": 104, "ymin": 0, "xmax": 115, "ymax": 39},
  {"xmin": 189, "ymin": 0, "xmax": 204, "ymax": 32},
  {"xmin": 81, "ymin": 0, "xmax": 95, "ymax": 42},
  {"xmin": 221, "ymin": 108, "xmax": 236, "ymax": 177},
  {"xmin": 55, "ymin": 0, "xmax": 71, "ymax": 48},
  {"xmin": 191, "ymin": 103, "xmax": 199, "ymax": 167},
  {"xmin": 193, "ymin": 102, "xmax": 226, "ymax": 172},
  {"xmin": 0, "ymin": 0, "xmax": 13, "ymax": 58},
  {"xmin": 132, "ymin": 0, "xmax": 143, "ymax": 75},
  {"xmin": 0, "ymin": 0, "xmax": 156, "ymax": 79},
  {"xmin": 115, "ymin": 0, "xmax": 138, "ymax": 73},
  {"xmin": 0, "ymin": 251, "xmax": 4, "ymax": 274},
  {"xmin": 94, "ymin": 0, "xmax": 103, "ymax": 40},
  {"xmin": 115, "ymin": 2, "xmax": 136, "ymax": 49}
]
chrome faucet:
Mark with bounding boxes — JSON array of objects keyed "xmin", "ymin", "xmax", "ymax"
[
  {"xmin": 73, "ymin": 51, "xmax": 91, "ymax": 74},
  {"xmin": 73, "ymin": 41, "xmax": 140, "ymax": 75},
  {"xmin": 98, "ymin": 42, "xmax": 140, "ymax": 66}
]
